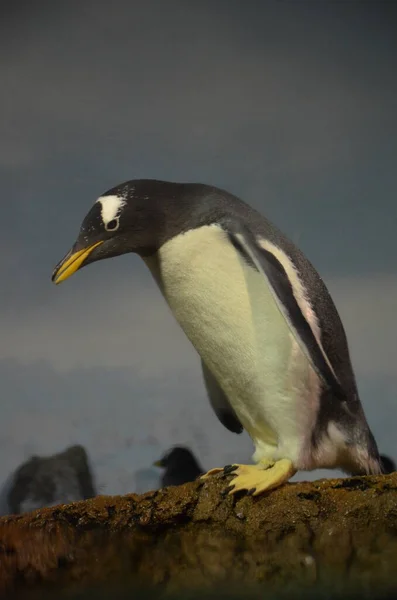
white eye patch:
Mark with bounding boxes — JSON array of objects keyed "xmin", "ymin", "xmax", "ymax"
[
  {"xmin": 104, "ymin": 216, "xmax": 120, "ymax": 231},
  {"xmin": 96, "ymin": 194, "xmax": 126, "ymax": 231}
]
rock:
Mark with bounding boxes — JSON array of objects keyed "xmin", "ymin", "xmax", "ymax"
[
  {"xmin": 7, "ymin": 445, "xmax": 96, "ymax": 515},
  {"xmin": 0, "ymin": 473, "xmax": 15, "ymax": 517},
  {"xmin": 1, "ymin": 472, "xmax": 397, "ymax": 598}
]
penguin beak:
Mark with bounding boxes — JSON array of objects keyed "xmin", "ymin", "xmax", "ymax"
[
  {"xmin": 153, "ymin": 459, "xmax": 164, "ymax": 468},
  {"xmin": 52, "ymin": 241, "xmax": 104, "ymax": 284}
]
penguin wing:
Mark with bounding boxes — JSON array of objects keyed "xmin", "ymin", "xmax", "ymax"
[
  {"xmin": 201, "ymin": 359, "xmax": 243, "ymax": 434},
  {"xmin": 227, "ymin": 224, "xmax": 345, "ymax": 400}
]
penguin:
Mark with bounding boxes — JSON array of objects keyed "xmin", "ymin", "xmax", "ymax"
[
  {"xmin": 52, "ymin": 179, "xmax": 392, "ymax": 497},
  {"xmin": 154, "ymin": 446, "xmax": 204, "ymax": 488}
]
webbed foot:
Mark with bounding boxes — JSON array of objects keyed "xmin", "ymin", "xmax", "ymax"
[{"xmin": 201, "ymin": 458, "xmax": 295, "ymax": 496}]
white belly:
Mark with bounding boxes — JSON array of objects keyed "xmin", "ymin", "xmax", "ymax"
[{"xmin": 144, "ymin": 225, "xmax": 319, "ymax": 464}]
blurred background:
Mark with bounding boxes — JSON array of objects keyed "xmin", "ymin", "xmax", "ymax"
[{"xmin": 0, "ymin": 0, "xmax": 396, "ymax": 514}]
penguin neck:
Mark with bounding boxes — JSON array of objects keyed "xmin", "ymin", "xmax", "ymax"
[
  {"xmin": 135, "ymin": 201, "xmax": 198, "ymax": 257},
  {"xmin": 135, "ymin": 183, "xmax": 225, "ymax": 257}
]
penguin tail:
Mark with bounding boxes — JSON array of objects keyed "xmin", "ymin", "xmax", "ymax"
[{"xmin": 379, "ymin": 454, "xmax": 396, "ymax": 475}]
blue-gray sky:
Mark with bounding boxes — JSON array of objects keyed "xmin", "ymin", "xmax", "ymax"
[{"xmin": 1, "ymin": 0, "xmax": 396, "ymax": 499}]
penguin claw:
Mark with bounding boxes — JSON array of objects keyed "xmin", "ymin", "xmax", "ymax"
[
  {"xmin": 200, "ymin": 467, "xmax": 224, "ymax": 480},
  {"xmin": 223, "ymin": 464, "xmax": 238, "ymax": 475},
  {"xmin": 224, "ymin": 459, "xmax": 296, "ymax": 497},
  {"xmin": 221, "ymin": 485, "xmax": 235, "ymax": 496},
  {"xmin": 200, "ymin": 463, "xmax": 239, "ymax": 480},
  {"xmin": 202, "ymin": 460, "xmax": 296, "ymax": 498}
]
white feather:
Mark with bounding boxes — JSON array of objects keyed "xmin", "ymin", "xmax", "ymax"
[
  {"xmin": 96, "ymin": 195, "xmax": 126, "ymax": 226},
  {"xmin": 144, "ymin": 224, "xmax": 324, "ymax": 468}
]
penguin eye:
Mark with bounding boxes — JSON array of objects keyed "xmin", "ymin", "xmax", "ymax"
[{"xmin": 105, "ymin": 218, "xmax": 119, "ymax": 232}]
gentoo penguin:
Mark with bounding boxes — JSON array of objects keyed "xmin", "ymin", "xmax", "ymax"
[
  {"xmin": 52, "ymin": 179, "xmax": 392, "ymax": 496},
  {"xmin": 154, "ymin": 446, "xmax": 204, "ymax": 488}
]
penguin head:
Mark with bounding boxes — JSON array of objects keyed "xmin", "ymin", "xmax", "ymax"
[
  {"xmin": 52, "ymin": 179, "xmax": 194, "ymax": 285},
  {"xmin": 153, "ymin": 446, "xmax": 201, "ymax": 472}
]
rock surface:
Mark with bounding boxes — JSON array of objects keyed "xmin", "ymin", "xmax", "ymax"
[{"xmin": 1, "ymin": 471, "xmax": 397, "ymax": 598}]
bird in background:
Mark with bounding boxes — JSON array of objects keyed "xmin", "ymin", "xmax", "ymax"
[
  {"xmin": 154, "ymin": 446, "xmax": 204, "ymax": 488},
  {"xmin": 52, "ymin": 179, "xmax": 394, "ymax": 497}
]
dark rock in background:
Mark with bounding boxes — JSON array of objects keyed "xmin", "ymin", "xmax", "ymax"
[
  {"xmin": 7, "ymin": 444, "xmax": 96, "ymax": 514},
  {"xmin": 380, "ymin": 454, "xmax": 396, "ymax": 474},
  {"xmin": 0, "ymin": 472, "xmax": 16, "ymax": 517}
]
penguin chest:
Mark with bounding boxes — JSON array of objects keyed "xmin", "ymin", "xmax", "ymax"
[{"xmin": 145, "ymin": 225, "xmax": 317, "ymax": 447}]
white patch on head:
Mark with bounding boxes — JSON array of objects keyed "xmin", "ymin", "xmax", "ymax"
[{"xmin": 96, "ymin": 195, "xmax": 126, "ymax": 231}]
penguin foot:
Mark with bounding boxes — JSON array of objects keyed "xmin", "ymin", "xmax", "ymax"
[
  {"xmin": 200, "ymin": 462, "xmax": 258, "ymax": 480},
  {"xmin": 223, "ymin": 459, "xmax": 295, "ymax": 497},
  {"xmin": 200, "ymin": 467, "xmax": 225, "ymax": 480}
]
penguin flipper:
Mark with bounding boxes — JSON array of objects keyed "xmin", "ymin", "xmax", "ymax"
[
  {"xmin": 227, "ymin": 225, "xmax": 345, "ymax": 400},
  {"xmin": 201, "ymin": 359, "xmax": 243, "ymax": 434}
]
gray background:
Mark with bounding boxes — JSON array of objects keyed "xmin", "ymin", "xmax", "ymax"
[{"xmin": 1, "ymin": 0, "xmax": 396, "ymax": 501}]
